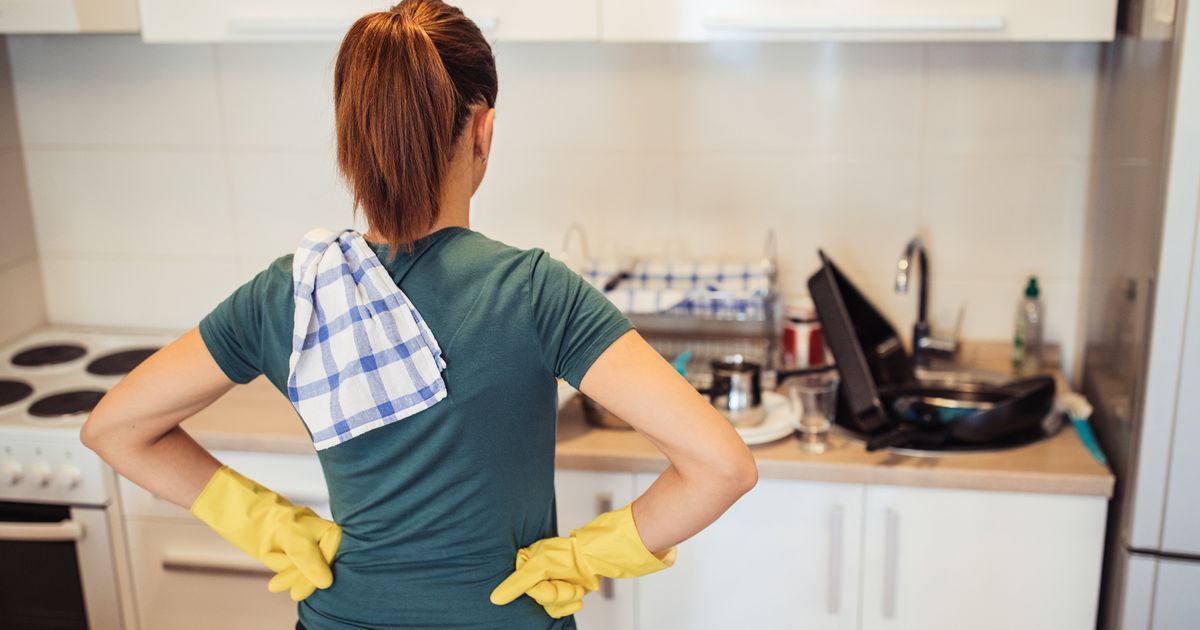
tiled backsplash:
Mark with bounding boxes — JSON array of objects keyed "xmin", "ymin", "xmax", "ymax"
[
  {"xmin": 5, "ymin": 35, "xmax": 1103, "ymax": 377},
  {"xmin": 0, "ymin": 40, "xmax": 44, "ymax": 343}
]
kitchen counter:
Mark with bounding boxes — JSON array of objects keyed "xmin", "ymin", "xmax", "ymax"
[{"xmin": 182, "ymin": 342, "xmax": 1114, "ymax": 498}]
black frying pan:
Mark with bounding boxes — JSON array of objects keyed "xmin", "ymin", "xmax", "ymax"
[{"xmin": 865, "ymin": 375, "xmax": 1056, "ymax": 451}]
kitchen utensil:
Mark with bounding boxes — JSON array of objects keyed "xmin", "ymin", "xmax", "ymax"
[
  {"xmin": 700, "ymin": 355, "xmax": 767, "ymax": 427},
  {"xmin": 1058, "ymin": 391, "xmax": 1108, "ymax": 465},
  {"xmin": 670, "ymin": 350, "xmax": 693, "ymax": 376},
  {"xmin": 807, "ymin": 250, "xmax": 1057, "ymax": 451},
  {"xmin": 865, "ymin": 376, "xmax": 1056, "ymax": 451},
  {"xmin": 786, "ymin": 371, "xmax": 839, "ymax": 454}
]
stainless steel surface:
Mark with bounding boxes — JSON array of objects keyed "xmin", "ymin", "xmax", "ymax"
[
  {"xmin": 882, "ymin": 507, "xmax": 900, "ymax": 619},
  {"xmin": 828, "ymin": 505, "xmax": 845, "ymax": 615},
  {"xmin": 708, "ymin": 355, "xmax": 767, "ymax": 427},
  {"xmin": 895, "ymin": 236, "xmax": 959, "ymax": 364},
  {"xmin": 596, "ymin": 493, "xmax": 616, "ymax": 600}
]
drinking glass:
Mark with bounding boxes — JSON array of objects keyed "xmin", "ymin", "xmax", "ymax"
[{"xmin": 786, "ymin": 371, "xmax": 839, "ymax": 454}]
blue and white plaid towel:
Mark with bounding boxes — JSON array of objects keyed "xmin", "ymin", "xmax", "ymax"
[{"xmin": 286, "ymin": 228, "xmax": 448, "ymax": 451}]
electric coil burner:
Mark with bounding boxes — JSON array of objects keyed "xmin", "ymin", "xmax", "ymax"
[
  {"xmin": 11, "ymin": 343, "xmax": 87, "ymax": 367},
  {"xmin": 86, "ymin": 348, "xmax": 160, "ymax": 376},
  {"xmin": 28, "ymin": 389, "xmax": 106, "ymax": 419},
  {"xmin": 0, "ymin": 379, "xmax": 33, "ymax": 408}
]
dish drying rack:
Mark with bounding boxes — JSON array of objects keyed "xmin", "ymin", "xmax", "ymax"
[{"xmin": 559, "ymin": 224, "xmax": 783, "ymax": 383}]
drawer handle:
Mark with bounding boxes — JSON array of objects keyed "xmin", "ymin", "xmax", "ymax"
[
  {"xmin": 703, "ymin": 13, "xmax": 1006, "ymax": 33},
  {"xmin": 1155, "ymin": 0, "xmax": 1177, "ymax": 24},
  {"xmin": 827, "ymin": 506, "xmax": 844, "ymax": 614},
  {"xmin": 227, "ymin": 15, "xmax": 355, "ymax": 35},
  {"xmin": 596, "ymin": 493, "xmax": 615, "ymax": 600},
  {"xmin": 162, "ymin": 550, "xmax": 273, "ymax": 577},
  {"xmin": 0, "ymin": 519, "xmax": 84, "ymax": 542},
  {"xmin": 883, "ymin": 507, "xmax": 900, "ymax": 619}
]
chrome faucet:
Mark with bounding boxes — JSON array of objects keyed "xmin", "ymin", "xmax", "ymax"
[{"xmin": 895, "ymin": 237, "xmax": 959, "ymax": 365}]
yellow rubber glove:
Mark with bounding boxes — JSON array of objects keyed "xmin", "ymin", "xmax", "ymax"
[
  {"xmin": 190, "ymin": 465, "xmax": 342, "ymax": 601},
  {"xmin": 489, "ymin": 501, "xmax": 677, "ymax": 618}
]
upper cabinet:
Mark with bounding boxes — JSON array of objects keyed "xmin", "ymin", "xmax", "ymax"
[
  {"xmin": 601, "ymin": 0, "xmax": 1118, "ymax": 42},
  {"xmin": 138, "ymin": 0, "xmax": 599, "ymax": 43},
  {"xmin": 0, "ymin": 0, "xmax": 138, "ymax": 33}
]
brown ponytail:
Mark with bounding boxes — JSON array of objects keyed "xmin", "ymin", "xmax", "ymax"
[{"xmin": 333, "ymin": 0, "xmax": 498, "ymax": 254}]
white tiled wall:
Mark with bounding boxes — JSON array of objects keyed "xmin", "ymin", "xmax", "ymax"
[
  {"xmin": 6, "ymin": 35, "xmax": 1103, "ymax": 377},
  {"xmin": 0, "ymin": 38, "xmax": 45, "ymax": 343}
]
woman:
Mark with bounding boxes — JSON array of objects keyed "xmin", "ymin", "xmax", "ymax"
[{"xmin": 80, "ymin": 1, "xmax": 758, "ymax": 628}]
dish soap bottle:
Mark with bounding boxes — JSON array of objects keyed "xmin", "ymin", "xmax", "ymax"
[{"xmin": 1013, "ymin": 276, "xmax": 1044, "ymax": 374}]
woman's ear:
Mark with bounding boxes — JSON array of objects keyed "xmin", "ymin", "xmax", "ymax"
[{"xmin": 474, "ymin": 105, "xmax": 495, "ymax": 163}]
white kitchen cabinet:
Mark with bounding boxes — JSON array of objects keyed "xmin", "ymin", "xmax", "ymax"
[
  {"xmin": 139, "ymin": 0, "xmax": 598, "ymax": 43},
  {"xmin": 125, "ymin": 518, "xmax": 301, "ymax": 630},
  {"xmin": 634, "ymin": 473, "xmax": 864, "ymax": 630},
  {"xmin": 554, "ymin": 469, "xmax": 639, "ymax": 630},
  {"xmin": 0, "ymin": 0, "xmax": 138, "ymax": 33},
  {"xmin": 601, "ymin": 0, "xmax": 1117, "ymax": 42},
  {"xmin": 118, "ymin": 451, "xmax": 330, "ymax": 630},
  {"xmin": 859, "ymin": 485, "xmax": 1107, "ymax": 630}
]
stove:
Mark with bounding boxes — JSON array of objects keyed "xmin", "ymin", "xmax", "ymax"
[
  {"xmin": 0, "ymin": 326, "xmax": 176, "ymax": 629},
  {"xmin": 0, "ymin": 327, "xmax": 173, "ymax": 440}
]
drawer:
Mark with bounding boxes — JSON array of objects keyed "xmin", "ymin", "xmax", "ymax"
[{"xmin": 125, "ymin": 519, "xmax": 301, "ymax": 630}]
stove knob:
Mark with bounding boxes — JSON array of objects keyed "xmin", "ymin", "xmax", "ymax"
[
  {"xmin": 2, "ymin": 461, "xmax": 22, "ymax": 485},
  {"xmin": 60, "ymin": 465, "xmax": 82, "ymax": 490},
  {"xmin": 31, "ymin": 463, "xmax": 53, "ymax": 487}
]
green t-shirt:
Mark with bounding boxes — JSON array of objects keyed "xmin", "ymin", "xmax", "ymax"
[{"xmin": 198, "ymin": 226, "xmax": 633, "ymax": 630}]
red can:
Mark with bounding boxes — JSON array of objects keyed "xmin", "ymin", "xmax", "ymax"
[{"xmin": 782, "ymin": 296, "xmax": 826, "ymax": 369}]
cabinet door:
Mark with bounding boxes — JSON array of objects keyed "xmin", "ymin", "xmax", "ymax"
[
  {"xmin": 861, "ymin": 485, "xmax": 1107, "ymax": 630},
  {"xmin": 602, "ymin": 0, "xmax": 1116, "ymax": 42},
  {"xmin": 0, "ymin": 0, "xmax": 138, "ymax": 33},
  {"xmin": 635, "ymin": 473, "xmax": 863, "ymax": 630},
  {"xmin": 555, "ymin": 470, "xmax": 638, "ymax": 630},
  {"xmin": 139, "ymin": 0, "xmax": 597, "ymax": 42}
]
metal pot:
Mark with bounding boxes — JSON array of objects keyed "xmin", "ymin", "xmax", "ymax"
[{"xmin": 701, "ymin": 355, "xmax": 767, "ymax": 427}]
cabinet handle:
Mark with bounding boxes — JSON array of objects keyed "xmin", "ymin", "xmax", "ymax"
[
  {"xmin": 228, "ymin": 14, "xmax": 499, "ymax": 36},
  {"xmin": 227, "ymin": 16, "xmax": 355, "ymax": 35},
  {"xmin": 162, "ymin": 550, "xmax": 274, "ymax": 577},
  {"xmin": 827, "ymin": 505, "xmax": 844, "ymax": 615},
  {"xmin": 703, "ymin": 13, "xmax": 1005, "ymax": 34},
  {"xmin": 883, "ymin": 507, "xmax": 900, "ymax": 619},
  {"xmin": 596, "ymin": 493, "xmax": 615, "ymax": 600},
  {"xmin": 1155, "ymin": 0, "xmax": 1177, "ymax": 25},
  {"xmin": 0, "ymin": 519, "xmax": 84, "ymax": 542}
]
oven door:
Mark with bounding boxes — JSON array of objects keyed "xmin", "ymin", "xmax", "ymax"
[{"xmin": 0, "ymin": 501, "xmax": 125, "ymax": 629}]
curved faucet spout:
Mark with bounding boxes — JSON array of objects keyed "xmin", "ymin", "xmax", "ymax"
[{"xmin": 896, "ymin": 237, "xmax": 928, "ymax": 325}]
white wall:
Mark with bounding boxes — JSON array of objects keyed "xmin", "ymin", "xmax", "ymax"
[
  {"xmin": 0, "ymin": 37, "xmax": 45, "ymax": 343},
  {"xmin": 5, "ymin": 35, "xmax": 1101, "ymax": 376}
]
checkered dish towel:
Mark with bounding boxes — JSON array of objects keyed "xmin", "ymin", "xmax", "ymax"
[{"xmin": 287, "ymin": 228, "xmax": 448, "ymax": 451}]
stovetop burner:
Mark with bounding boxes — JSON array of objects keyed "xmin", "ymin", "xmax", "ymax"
[
  {"xmin": 0, "ymin": 379, "xmax": 33, "ymax": 408},
  {"xmin": 28, "ymin": 390, "xmax": 106, "ymax": 419},
  {"xmin": 86, "ymin": 348, "xmax": 160, "ymax": 376},
  {"xmin": 11, "ymin": 343, "xmax": 87, "ymax": 368}
]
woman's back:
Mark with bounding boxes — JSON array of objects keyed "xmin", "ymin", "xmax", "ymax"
[{"xmin": 200, "ymin": 227, "xmax": 631, "ymax": 629}]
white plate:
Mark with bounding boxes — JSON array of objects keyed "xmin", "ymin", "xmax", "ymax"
[{"xmin": 735, "ymin": 391, "xmax": 799, "ymax": 446}]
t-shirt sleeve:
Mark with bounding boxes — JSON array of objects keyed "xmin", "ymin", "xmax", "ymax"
[
  {"xmin": 528, "ymin": 249, "xmax": 635, "ymax": 389},
  {"xmin": 198, "ymin": 266, "xmax": 273, "ymax": 385}
]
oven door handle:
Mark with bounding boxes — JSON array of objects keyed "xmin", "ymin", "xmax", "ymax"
[{"xmin": 0, "ymin": 519, "xmax": 85, "ymax": 542}]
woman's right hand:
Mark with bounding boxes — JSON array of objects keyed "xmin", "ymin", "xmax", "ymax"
[{"xmin": 190, "ymin": 465, "xmax": 343, "ymax": 601}]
